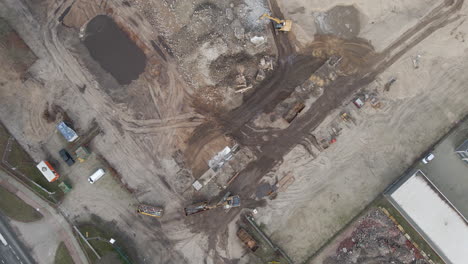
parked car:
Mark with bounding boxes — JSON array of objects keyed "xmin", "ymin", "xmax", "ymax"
[
  {"xmin": 422, "ymin": 153, "xmax": 435, "ymax": 164},
  {"xmin": 59, "ymin": 149, "xmax": 75, "ymax": 166}
]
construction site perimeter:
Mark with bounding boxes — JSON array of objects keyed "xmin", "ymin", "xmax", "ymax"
[{"xmin": 0, "ymin": 0, "xmax": 467, "ymax": 263}]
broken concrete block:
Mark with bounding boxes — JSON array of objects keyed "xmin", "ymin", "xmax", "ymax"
[
  {"xmin": 256, "ymin": 69, "xmax": 266, "ymax": 81},
  {"xmin": 250, "ymin": 35, "xmax": 266, "ymax": 46}
]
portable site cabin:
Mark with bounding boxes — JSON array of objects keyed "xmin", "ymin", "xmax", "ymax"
[
  {"xmin": 56, "ymin": 121, "xmax": 79, "ymax": 142},
  {"xmin": 36, "ymin": 161, "xmax": 60, "ymax": 182}
]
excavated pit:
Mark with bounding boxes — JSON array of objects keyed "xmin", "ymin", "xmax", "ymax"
[{"xmin": 84, "ymin": 15, "xmax": 147, "ymax": 85}]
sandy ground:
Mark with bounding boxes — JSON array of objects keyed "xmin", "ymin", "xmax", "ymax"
[
  {"xmin": 277, "ymin": 0, "xmax": 442, "ymax": 51},
  {"xmin": 0, "ymin": 0, "xmax": 467, "ymax": 263},
  {"xmin": 0, "ymin": 0, "xmax": 199, "ymax": 262},
  {"xmin": 254, "ymin": 2, "xmax": 468, "ymax": 262}
]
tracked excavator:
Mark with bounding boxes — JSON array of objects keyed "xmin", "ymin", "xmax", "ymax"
[
  {"xmin": 260, "ymin": 13, "xmax": 292, "ymax": 32},
  {"xmin": 184, "ymin": 193, "xmax": 241, "ymax": 216}
]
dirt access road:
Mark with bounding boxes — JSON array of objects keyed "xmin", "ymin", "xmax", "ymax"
[
  {"xmin": 186, "ymin": 0, "xmax": 466, "ymax": 254},
  {"xmin": 0, "ymin": 0, "xmax": 466, "ymax": 263}
]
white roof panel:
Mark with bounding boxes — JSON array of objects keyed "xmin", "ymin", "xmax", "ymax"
[
  {"xmin": 36, "ymin": 161, "xmax": 58, "ymax": 182},
  {"xmin": 390, "ymin": 171, "xmax": 468, "ymax": 264}
]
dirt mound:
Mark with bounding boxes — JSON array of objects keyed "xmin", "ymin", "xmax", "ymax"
[
  {"xmin": 310, "ymin": 35, "xmax": 375, "ymax": 75},
  {"xmin": 188, "ymin": 3, "xmax": 223, "ymax": 37},
  {"xmin": 209, "ymin": 52, "xmax": 258, "ymax": 86},
  {"xmin": 315, "ymin": 5, "xmax": 361, "ymax": 39}
]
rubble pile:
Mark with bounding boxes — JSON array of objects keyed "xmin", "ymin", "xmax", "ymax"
[
  {"xmin": 324, "ymin": 209, "xmax": 429, "ymax": 264},
  {"xmin": 133, "ymin": 0, "xmax": 276, "ymax": 110}
]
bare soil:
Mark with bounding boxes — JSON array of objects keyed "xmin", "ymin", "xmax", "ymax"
[{"xmin": 0, "ymin": 0, "xmax": 467, "ymax": 264}]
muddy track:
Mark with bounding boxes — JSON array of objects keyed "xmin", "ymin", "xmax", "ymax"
[{"xmin": 193, "ymin": 0, "xmax": 465, "ymax": 257}]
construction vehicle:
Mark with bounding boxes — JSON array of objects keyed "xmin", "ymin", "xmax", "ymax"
[
  {"xmin": 237, "ymin": 228, "xmax": 258, "ymax": 252},
  {"xmin": 260, "ymin": 13, "xmax": 292, "ymax": 32},
  {"xmin": 137, "ymin": 204, "xmax": 164, "ymax": 218},
  {"xmin": 384, "ymin": 77, "xmax": 397, "ymax": 92},
  {"xmin": 184, "ymin": 194, "xmax": 241, "ymax": 216},
  {"xmin": 340, "ymin": 112, "xmax": 351, "ymax": 122}
]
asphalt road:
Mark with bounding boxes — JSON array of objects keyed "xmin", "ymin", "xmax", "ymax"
[{"xmin": 0, "ymin": 214, "xmax": 35, "ymax": 264}]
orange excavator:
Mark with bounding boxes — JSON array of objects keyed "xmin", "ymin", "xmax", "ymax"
[{"xmin": 260, "ymin": 13, "xmax": 292, "ymax": 32}]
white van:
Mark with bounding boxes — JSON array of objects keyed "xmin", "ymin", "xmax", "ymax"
[{"xmin": 88, "ymin": 168, "xmax": 105, "ymax": 184}]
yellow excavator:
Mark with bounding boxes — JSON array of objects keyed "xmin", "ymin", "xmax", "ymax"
[{"xmin": 260, "ymin": 13, "xmax": 292, "ymax": 32}]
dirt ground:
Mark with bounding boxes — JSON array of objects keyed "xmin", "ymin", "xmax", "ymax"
[
  {"xmin": 254, "ymin": 1, "xmax": 468, "ymax": 261},
  {"xmin": 0, "ymin": 0, "xmax": 467, "ymax": 263}
]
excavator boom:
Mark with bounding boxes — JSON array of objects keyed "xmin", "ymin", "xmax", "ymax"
[
  {"xmin": 260, "ymin": 13, "xmax": 292, "ymax": 32},
  {"xmin": 260, "ymin": 13, "xmax": 282, "ymax": 24}
]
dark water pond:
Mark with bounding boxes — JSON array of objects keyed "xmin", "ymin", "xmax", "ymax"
[{"xmin": 84, "ymin": 15, "xmax": 146, "ymax": 85}]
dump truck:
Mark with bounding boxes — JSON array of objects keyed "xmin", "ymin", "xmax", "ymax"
[
  {"xmin": 237, "ymin": 228, "xmax": 258, "ymax": 252},
  {"xmin": 184, "ymin": 194, "xmax": 241, "ymax": 216},
  {"xmin": 137, "ymin": 204, "xmax": 164, "ymax": 218}
]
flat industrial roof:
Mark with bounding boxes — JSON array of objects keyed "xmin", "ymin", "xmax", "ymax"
[{"xmin": 387, "ymin": 170, "xmax": 468, "ymax": 264}]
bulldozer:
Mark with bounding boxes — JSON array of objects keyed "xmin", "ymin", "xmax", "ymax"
[
  {"xmin": 184, "ymin": 193, "xmax": 241, "ymax": 216},
  {"xmin": 260, "ymin": 13, "xmax": 292, "ymax": 32}
]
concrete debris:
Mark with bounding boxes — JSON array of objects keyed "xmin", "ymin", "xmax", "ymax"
[
  {"xmin": 208, "ymin": 145, "xmax": 239, "ymax": 171},
  {"xmin": 235, "ymin": 85, "xmax": 253, "ymax": 94},
  {"xmin": 232, "ymin": 20, "xmax": 245, "ymax": 40},
  {"xmin": 235, "ymin": 73, "xmax": 247, "ymax": 87},
  {"xmin": 412, "ymin": 54, "xmax": 421, "ymax": 69},
  {"xmin": 256, "ymin": 69, "xmax": 266, "ymax": 81},
  {"xmin": 259, "ymin": 56, "xmax": 274, "ymax": 71},
  {"xmin": 324, "ymin": 209, "xmax": 429, "ymax": 264},
  {"xmin": 225, "ymin": 8, "xmax": 234, "ymax": 21},
  {"xmin": 250, "ymin": 35, "xmax": 266, "ymax": 46}
]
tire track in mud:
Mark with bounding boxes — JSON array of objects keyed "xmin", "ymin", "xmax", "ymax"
[
  {"xmin": 2, "ymin": 0, "xmax": 192, "ymax": 263},
  {"xmin": 121, "ymin": 114, "xmax": 205, "ymax": 134},
  {"xmin": 192, "ymin": 0, "xmax": 465, "ymax": 260}
]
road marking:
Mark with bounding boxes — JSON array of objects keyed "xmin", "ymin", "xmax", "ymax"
[{"xmin": 0, "ymin": 233, "xmax": 7, "ymax": 246}]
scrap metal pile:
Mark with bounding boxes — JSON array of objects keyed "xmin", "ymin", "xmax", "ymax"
[{"xmin": 324, "ymin": 209, "xmax": 429, "ymax": 264}]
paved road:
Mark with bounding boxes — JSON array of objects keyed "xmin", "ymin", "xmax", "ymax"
[
  {"xmin": 0, "ymin": 214, "xmax": 35, "ymax": 264},
  {"xmin": 0, "ymin": 169, "xmax": 89, "ymax": 264}
]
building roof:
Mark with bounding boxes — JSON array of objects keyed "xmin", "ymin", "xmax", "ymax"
[
  {"xmin": 455, "ymin": 139, "xmax": 468, "ymax": 153},
  {"xmin": 36, "ymin": 161, "xmax": 59, "ymax": 182},
  {"xmin": 387, "ymin": 170, "xmax": 468, "ymax": 264},
  {"xmin": 56, "ymin": 121, "xmax": 79, "ymax": 142}
]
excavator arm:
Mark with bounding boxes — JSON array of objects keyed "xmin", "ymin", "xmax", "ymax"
[
  {"xmin": 259, "ymin": 13, "xmax": 292, "ymax": 32},
  {"xmin": 260, "ymin": 13, "xmax": 283, "ymax": 24}
]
